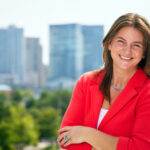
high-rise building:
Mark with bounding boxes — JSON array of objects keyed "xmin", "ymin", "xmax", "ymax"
[
  {"xmin": 0, "ymin": 25, "xmax": 24, "ymax": 85},
  {"xmin": 81, "ymin": 25, "xmax": 104, "ymax": 73},
  {"xmin": 24, "ymin": 38, "xmax": 45, "ymax": 88},
  {"xmin": 48, "ymin": 23, "xmax": 104, "ymax": 89},
  {"xmin": 49, "ymin": 24, "xmax": 83, "ymax": 81},
  {"xmin": 0, "ymin": 29, "xmax": 8, "ymax": 73}
]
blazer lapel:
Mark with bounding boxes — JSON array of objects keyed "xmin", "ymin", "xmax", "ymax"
[
  {"xmin": 98, "ymin": 68, "xmax": 147, "ymax": 130},
  {"xmin": 98, "ymin": 86, "xmax": 137, "ymax": 130},
  {"xmin": 89, "ymin": 85, "xmax": 103, "ymax": 128}
]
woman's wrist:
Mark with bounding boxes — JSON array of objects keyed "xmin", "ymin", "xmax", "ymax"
[{"xmin": 82, "ymin": 127, "xmax": 97, "ymax": 144}]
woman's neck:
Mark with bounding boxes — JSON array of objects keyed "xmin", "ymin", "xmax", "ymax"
[{"xmin": 112, "ymin": 67, "xmax": 137, "ymax": 89}]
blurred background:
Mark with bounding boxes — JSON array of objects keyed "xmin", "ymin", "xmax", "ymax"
[{"xmin": 0, "ymin": 0, "xmax": 150, "ymax": 149}]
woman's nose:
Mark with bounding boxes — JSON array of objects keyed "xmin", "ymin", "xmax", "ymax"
[{"xmin": 123, "ymin": 44, "xmax": 132, "ymax": 54}]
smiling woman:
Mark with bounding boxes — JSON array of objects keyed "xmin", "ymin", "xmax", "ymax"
[
  {"xmin": 108, "ymin": 26, "xmax": 145, "ymax": 72},
  {"xmin": 57, "ymin": 13, "xmax": 150, "ymax": 150}
]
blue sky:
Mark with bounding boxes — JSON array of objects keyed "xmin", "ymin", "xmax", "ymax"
[{"xmin": 0, "ymin": 0, "xmax": 150, "ymax": 64}]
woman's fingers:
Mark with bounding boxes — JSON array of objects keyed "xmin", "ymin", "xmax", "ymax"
[
  {"xmin": 57, "ymin": 126, "xmax": 87, "ymax": 146},
  {"xmin": 57, "ymin": 126, "xmax": 71, "ymax": 145},
  {"xmin": 57, "ymin": 132, "xmax": 67, "ymax": 142},
  {"xmin": 63, "ymin": 138, "xmax": 72, "ymax": 147},
  {"xmin": 58, "ymin": 126, "xmax": 71, "ymax": 133},
  {"xmin": 57, "ymin": 131, "xmax": 72, "ymax": 146}
]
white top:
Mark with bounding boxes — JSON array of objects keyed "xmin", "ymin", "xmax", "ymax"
[{"xmin": 97, "ymin": 108, "xmax": 108, "ymax": 128}]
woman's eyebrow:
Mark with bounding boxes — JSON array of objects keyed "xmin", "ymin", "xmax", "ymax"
[
  {"xmin": 115, "ymin": 36, "xmax": 126, "ymax": 41},
  {"xmin": 116, "ymin": 36, "xmax": 144, "ymax": 45},
  {"xmin": 133, "ymin": 41, "xmax": 144, "ymax": 46}
]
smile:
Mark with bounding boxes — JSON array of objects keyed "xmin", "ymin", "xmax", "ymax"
[{"xmin": 120, "ymin": 55, "xmax": 132, "ymax": 60}]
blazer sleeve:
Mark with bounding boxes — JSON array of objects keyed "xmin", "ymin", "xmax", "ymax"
[
  {"xmin": 60, "ymin": 75, "xmax": 92, "ymax": 150},
  {"xmin": 117, "ymin": 82, "xmax": 150, "ymax": 150}
]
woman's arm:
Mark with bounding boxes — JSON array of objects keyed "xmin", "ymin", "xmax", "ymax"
[
  {"xmin": 58, "ymin": 74, "xmax": 93, "ymax": 150},
  {"xmin": 86, "ymin": 127, "xmax": 119, "ymax": 150},
  {"xmin": 58, "ymin": 126, "xmax": 119, "ymax": 150}
]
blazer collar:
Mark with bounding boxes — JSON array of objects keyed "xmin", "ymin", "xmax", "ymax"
[
  {"xmin": 89, "ymin": 68, "xmax": 148, "ymax": 130},
  {"xmin": 94, "ymin": 67, "xmax": 148, "ymax": 88},
  {"xmin": 125, "ymin": 67, "xmax": 148, "ymax": 89}
]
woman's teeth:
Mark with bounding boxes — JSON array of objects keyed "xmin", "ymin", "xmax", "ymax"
[{"xmin": 120, "ymin": 55, "xmax": 132, "ymax": 60}]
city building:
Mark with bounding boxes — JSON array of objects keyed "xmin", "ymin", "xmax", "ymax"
[
  {"xmin": 24, "ymin": 38, "xmax": 46, "ymax": 88},
  {"xmin": 81, "ymin": 25, "xmax": 104, "ymax": 73},
  {"xmin": 0, "ymin": 25, "xmax": 24, "ymax": 85},
  {"xmin": 48, "ymin": 24, "xmax": 104, "ymax": 89},
  {"xmin": 48, "ymin": 24, "xmax": 83, "ymax": 80}
]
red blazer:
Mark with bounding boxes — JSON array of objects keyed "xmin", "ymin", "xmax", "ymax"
[{"xmin": 60, "ymin": 68, "xmax": 150, "ymax": 150}]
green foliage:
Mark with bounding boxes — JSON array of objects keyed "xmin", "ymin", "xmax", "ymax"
[
  {"xmin": 8, "ymin": 106, "xmax": 38, "ymax": 146},
  {"xmin": 0, "ymin": 92, "xmax": 11, "ymax": 107},
  {"xmin": 0, "ymin": 121, "xmax": 15, "ymax": 150},
  {"xmin": 0, "ymin": 92, "xmax": 11, "ymax": 101},
  {"xmin": 38, "ymin": 89, "xmax": 72, "ymax": 115},
  {"xmin": 0, "ymin": 88, "xmax": 72, "ymax": 149},
  {"xmin": 12, "ymin": 88, "xmax": 35, "ymax": 105},
  {"xmin": 40, "ymin": 90, "xmax": 53, "ymax": 99},
  {"xmin": 0, "ymin": 101, "xmax": 10, "ymax": 122},
  {"xmin": 11, "ymin": 89, "xmax": 23, "ymax": 103},
  {"xmin": 0, "ymin": 92, "xmax": 11, "ymax": 122},
  {"xmin": 35, "ymin": 90, "xmax": 53, "ymax": 109},
  {"xmin": 26, "ymin": 98, "xmax": 36, "ymax": 109},
  {"xmin": 0, "ymin": 106, "xmax": 38, "ymax": 150},
  {"xmin": 53, "ymin": 89, "xmax": 72, "ymax": 115},
  {"xmin": 37, "ymin": 108, "xmax": 61, "ymax": 139}
]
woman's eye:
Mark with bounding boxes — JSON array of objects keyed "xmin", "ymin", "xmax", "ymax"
[
  {"xmin": 133, "ymin": 44, "xmax": 140, "ymax": 48},
  {"xmin": 117, "ymin": 40, "xmax": 124, "ymax": 44},
  {"xmin": 134, "ymin": 44, "xmax": 140, "ymax": 47}
]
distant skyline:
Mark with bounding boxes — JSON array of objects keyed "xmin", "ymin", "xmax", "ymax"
[{"xmin": 0, "ymin": 0, "xmax": 150, "ymax": 65}]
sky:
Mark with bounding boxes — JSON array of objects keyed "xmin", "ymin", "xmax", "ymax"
[{"xmin": 0, "ymin": 0, "xmax": 150, "ymax": 65}]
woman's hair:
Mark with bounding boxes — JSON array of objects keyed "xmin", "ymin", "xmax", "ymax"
[{"xmin": 96, "ymin": 13, "xmax": 150, "ymax": 103}]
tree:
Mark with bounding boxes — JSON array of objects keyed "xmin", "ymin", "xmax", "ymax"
[
  {"xmin": 0, "ymin": 101, "xmax": 10, "ymax": 122},
  {"xmin": 0, "ymin": 92, "xmax": 11, "ymax": 122},
  {"xmin": 36, "ymin": 90, "xmax": 54, "ymax": 109},
  {"xmin": 38, "ymin": 89, "xmax": 72, "ymax": 116},
  {"xmin": 11, "ymin": 89, "xmax": 23, "ymax": 103},
  {"xmin": 37, "ymin": 107, "xmax": 61, "ymax": 139},
  {"xmin": 52, "ymin": 89, "xmax": 72, "ymax": 115},
  {"xmin": 0, "ymin": 106, "xmax": 38, "ymax": 150},
  {"xmin": 0, "ymin": 121, "xmax": 15, "ymax": 150},
  {"xmin": 26, "ymin": 98, "xmax": 36, "ymax": 109},
  {"xmin": 12, "ymin": 89, "xmax": 35, "ymax": 106}
]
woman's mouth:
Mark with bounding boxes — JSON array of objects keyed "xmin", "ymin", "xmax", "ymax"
[{"xmin": 120, "ymin": 55, "xmax": 133, "ymax": 61}]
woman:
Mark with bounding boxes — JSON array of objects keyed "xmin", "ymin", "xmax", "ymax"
[{"xmin": 57, "ymin": 13, "xmax": 150, "ymax": 150}]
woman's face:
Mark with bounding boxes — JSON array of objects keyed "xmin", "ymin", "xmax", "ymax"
[{"xmin": 108, "ymin": 26, "xmax": 145, "ymax": 72}]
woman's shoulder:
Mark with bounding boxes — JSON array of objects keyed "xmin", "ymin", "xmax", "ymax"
[
  {"xmin": 78, "ymin": 69, "xmax": 105, "ymax": 86},
  {"xmin": 137, "ymin": 77, "xmax": 150, "ymax": 99},
  {"xmin": 143, "ymin": 77, "xmax": 150, "ymax": 90},
  {"xmin": 136, "ymin": 78, "xmax": 150, "ymax": 107}
]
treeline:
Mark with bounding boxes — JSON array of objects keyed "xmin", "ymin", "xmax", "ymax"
[{"xmin": 0, "ymin": 88, "xmax": 72, "ymax": 150}]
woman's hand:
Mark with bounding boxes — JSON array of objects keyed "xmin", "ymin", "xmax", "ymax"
[{"xmin": 57, "ymin": 126, "xmax": 90, "ymax": 147}]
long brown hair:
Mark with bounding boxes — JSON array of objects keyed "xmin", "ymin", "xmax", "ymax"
[{"xmin": 96, "ymin": 13, "xmax": 150, "ymax": 103}]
